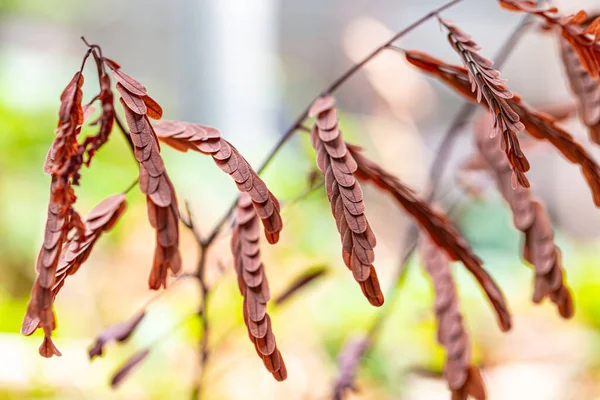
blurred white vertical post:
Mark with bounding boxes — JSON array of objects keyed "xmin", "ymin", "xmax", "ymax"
[{"xmin": 178, "ymin": 0, "xmax": 279, "ymax": 157}]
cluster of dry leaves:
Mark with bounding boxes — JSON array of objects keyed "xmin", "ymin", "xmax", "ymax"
[
  {"xmin": 439, "ymin": 17, "xmax": 530, "ymax": 189},
  {"xmin": 21, "ymin": 1, "xmax": 600, "ymax": 399}
]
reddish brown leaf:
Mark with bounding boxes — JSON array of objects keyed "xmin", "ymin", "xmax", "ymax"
[
  {"xmin": 89, "ymin": 310, "xmax": 146, "ymax": 359},
  {"xmin": 332, "ymin": 337, "xmax": 370, "ymax": 399},
  {"xmin": 153, "ymin": 121, "xmax": 283, "ymax": 244},
  {"xmin": 439, "ymin": 17, "xmax": 529, "ymax": 188},
  {"xmin": 234, "ymin": 193, "xmax": 286, "ymax": 381},
  {"xmin": 23, "ymin": 193, "xmax": 127, "ymax": 357},
  {"xmin": 451, "ymin": 367, "xmax": 486, "ymax": 400},
  {"xmin": 558, "ymin": 37, "xmax": 600, "ymax": 144},
  {"xmin": 103, "ymin": 57, "xmax": 121, "ymax": 70},
  {"xmin": 405, "ymin": 50, "xmax": 600, "ymax": 208},
  {"xmin": 500, "ymin": 1, "xmax": 600, "ymax": 79},
  {"xmin": 23, "ymin": 66, "xmax": 87, "ymax": 356},
  {"xmin": 142, "ymin": 95, "xmax": 163, "ymax": 120},
  {"xmin": 39, "ymin": 336, "xmax": 62, "ymax": 358},
  {"xmin": 474, "ymin": 113, "xmax": 573, "ymax": 318},
  {"xmin": 349, "ymin": 145, "xmax": 510, "ymax": 330},
  {"xmin": 420, "ymin": 233, "xmax": 487, "ymax": 400},
  {"xmin": 27, "ymin": 49, "xmax": 123, "ymax": 357},
  {"xmin": 112, "ymin": 69, "xmax": 147, "ymax": 96},
  {"xmin": 116, "ymin": 75, "xmax": 181, "ymax": 290},
  {"xmin": 83, "ymin": 72, "xmax": 115, "ymax": 166},
  {"xmin": 110, "ymin": 349, "xmax": 150, "ymax": 388},
  {"xmin": 308, "ymin": 96, "xmax": 384, "ymax": 307},
  {"xmin": 273, "ymin": 266, "xmax": 328, "ymax": 306}
]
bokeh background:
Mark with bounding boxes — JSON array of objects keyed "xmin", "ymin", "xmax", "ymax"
[{"xmin": 2, "ymin": 0, "xmax": 600, "ymax": 399}]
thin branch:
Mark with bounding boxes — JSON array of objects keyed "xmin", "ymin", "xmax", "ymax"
[
  {"xmin": 182, "ymin": 200, "xmax": 204, "ymax": 245},
  {"xmin": 113, "ymin": 112, "xmax": 137, "ymax": 155},
  {"xmin": 192, "ymin": 243, "xmax": 210, "ymax": 399},
  {"xmin": 123, "ymin": 178, "xmax": 139, "ymax": 194}
]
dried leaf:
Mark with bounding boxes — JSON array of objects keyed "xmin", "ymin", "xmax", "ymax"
[
  {"xmin": 110, "ymin": 349, "xmax": 150, "ymax": 388},
  {"xmin": 116, "ymin": 75, "xmax": 181, "ymax": 290},
  {"xmin": 558, "ymin": 37, "xmax": 600, "ymax": 144},
  {"xmin": 82, "ymin": 72, "xmax": 115, "ymax": 165},
  {"xmin": 233, "ymin": 193, "xmax": 286, "ymax": 381},
  {"xmin": 349, "ymin": 145, "xmax": 511, "ymax": 331},
  {"xmin": 153, "ymin": 121, "xmax": 283, "ymax": 244},
  {"xmin": 405, "ymin": 50, "xmax": 600, "ymax": 207},
  {"xmin": 308, "ymin": 96, "xmax": 384, "ymax": 307},
  {"xmin": 273, "ymin": 266, "xmax": 328, "ymax": 306},
  {"xmin": 89, "ymin": 310, "xmax": 146, "ymax": 359},
  {"xmin": 40, "ymin": 69, "xmax": 87, "ymax": 279},
  {"xmin": 419, "ymin": 233, "xmax": 487, "ymax": 400},
  {"xmin": 22, "ymin": 193, "xmax": 127, "ymax": 357},
  {"xmin": 332, "ymin": 337, "xmax": 370, "ymax": 400},
  {"xmin": 26, "ymin": 48, "xmax": 126, "ymax": 358},
  {"xmin": 474, "ymin": 113, "xmax": 573, "ymax": 317},
  {"xmin": 439, "ymin": 17, "xmax": 529, "ymax": 188},
  {"xmin": 500, "ymin": 1, "xmax": 600, "ymax": 79}
]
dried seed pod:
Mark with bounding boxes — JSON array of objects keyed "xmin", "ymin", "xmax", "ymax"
[
  {"xmin": 348, "ymin": 145, "xmax": 511, "ymax": 331},
  {"xmin": 308, "ymin": 96, "xmax": 384, "ymax": 307},
  {"xmin": 474, "ymin": 113, "xmax": 573, "ymax": 318},
  {"xmin": 22, "ymin": 193, "xmax": 127, "ymax": 357},
  {"xmin": 405, "ymin": 50, "xmax": 600, "ymax": 207},
  {"xmin": 115, "ymin": 69, "xmax": 181, "ymax": 290},
  {"xmin": 419, "ymin": 233, "xmax": 486, "ymax": 400},
  {"xmin": 558, "ymin": 37, "xmax": 600, "ymax": 144},
  {"xmin": 232, "ymin": 193, "xmax": 287, "ymax": 381},
  {"xmin": 500, "ymin": 1, "xmax": 600, "ymax": 79},
  {"xmin": 153, "ymin": 121, "xmax": 283, "ymax": 244},
  {"xmin": 439, "ymin": 17, "xmax": 529, "ymax": 188}
]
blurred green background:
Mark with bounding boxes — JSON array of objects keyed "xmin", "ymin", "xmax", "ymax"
[{"xmin": 2, "ymin": 0, "xmax": 600, "ymax": 399}]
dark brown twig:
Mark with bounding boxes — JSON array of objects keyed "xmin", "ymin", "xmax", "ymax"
[
  {"xmin": 191, "ymin": 242, "xmax": 210, "ymax": 399},
  {"xmin": 113, "ymin": 113, "xmax": 136, "ymax": 155}
]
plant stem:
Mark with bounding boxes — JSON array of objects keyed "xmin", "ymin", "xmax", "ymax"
[
  {"xmin": 114, "ymin": 113, "xmax": 137, "ymax": 155},
  {"xmin": 191, "ymin": 244, "xmax": 210, "ymax": 400}
]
